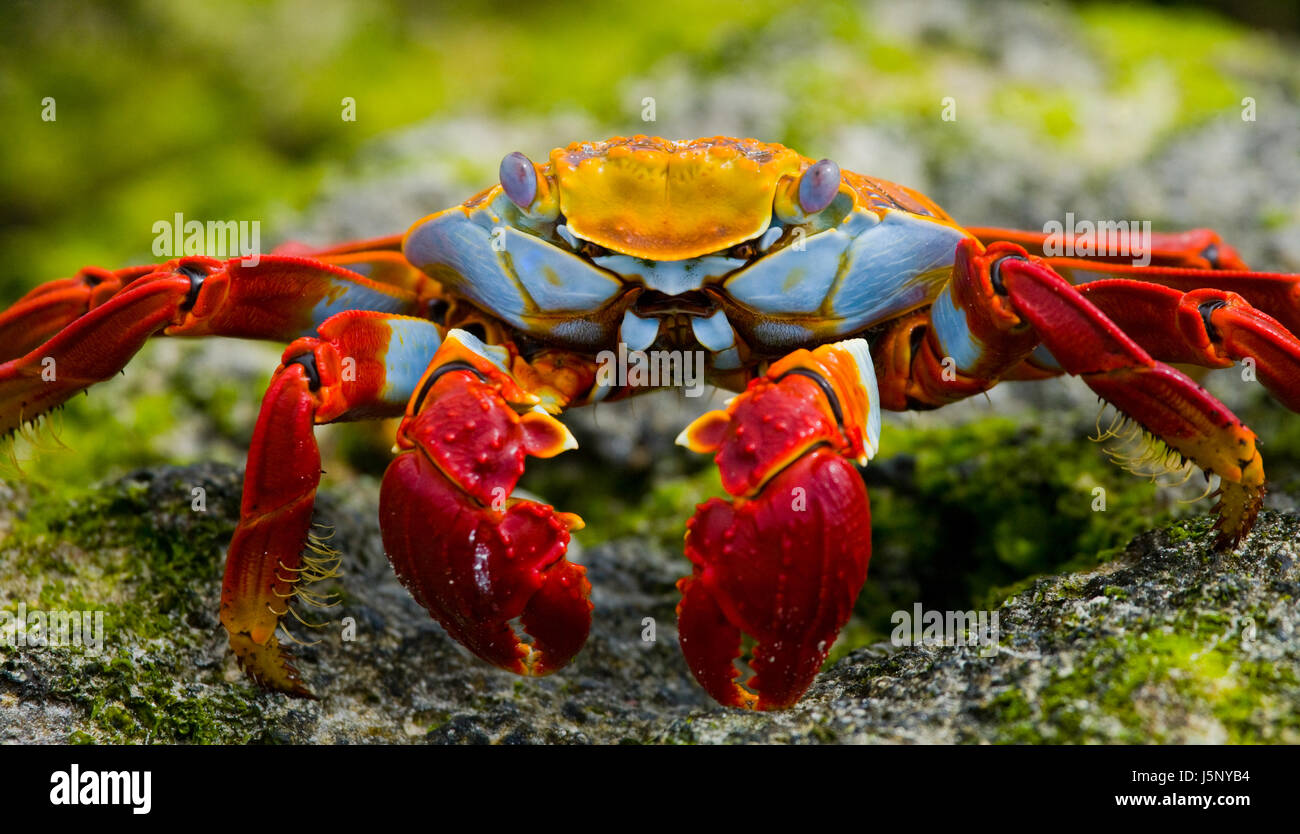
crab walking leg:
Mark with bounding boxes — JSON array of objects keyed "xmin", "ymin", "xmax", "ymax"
[
  {"xmin": 378, "ymin": 330, "xmax": 597, "ymax": 676},
  {"xmin": 876, "ymin": 240, "xmax": 1300, "ymax": 410},
  {"xmin": 966, "ymin": 226, "xmax": 1249, "ymax": 271},
  {"xmin": 270, "ymin": 236, "xmax": 442, "ymax": 303},
  {"xmin": 874, "ymin": 240, "xmax": 1265, "ymax": 549},
  {"xmin": 878, "ymin": 238, "xmax": 1300, "ymax": 389},
  {"xmin": 0, "ymin": 265, "xmax": 156, "ymax": 362},
  {"xmin": 162, "ymin": 254, "xmax": 427, "ymax": 340},
  {"xmin": 271, "ymin": 233, "xmax": 405, "ymax": 258},
  {"xmin": 1039, "ymin": 259, "xmax": 1300, "ymax": 338},
  {"xmin": 0, "ymin": 271, "xmax": 194, "ymax": 439},
  {"xmin": 1078, "ymin": 280, "xmax": 1300, "ymax": 413},
  {"xmin": 0, "ymin": 237, "xmax": 432, "ymax": 363},
  {"xmin": 0, "ymin": 255, "xmax": 427, "ymax": 440},
  {"xmin": 994, "ymin": 254, "xmax": 1265, "ymax": 549},
  {"xmin": 873, "ymin": 240, "xmax": 1043, "ymax": 410},
  {"xmin": 969, "ymin": 228, "xmax": 1300, "ymax": 337},
  {"xmin": 675, "ymin": 341, "xmax": 879, "ymax": 709},
  {"xmin": 221, "ymin": 311, "xmax": 445, "ymax": 694}
]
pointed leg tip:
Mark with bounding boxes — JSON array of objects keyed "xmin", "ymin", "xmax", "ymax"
[{"xmin": 228, "ymin": 631, "xmax": 316, "ymax": 698}]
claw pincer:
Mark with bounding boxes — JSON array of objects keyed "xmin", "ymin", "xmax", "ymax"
[
  {"xmin": 676, "ymin": 341, "xmax": 879, "ymax": 709},
  {"xmin": 379, "ymin": 333, "xmax": 591, "ymax": 676}
]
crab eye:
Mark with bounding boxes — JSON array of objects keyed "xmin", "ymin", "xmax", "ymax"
[
  {"xmin": 499, "ymin": 151, "xmax": 538, "ymax": 209},
  {"xmin": 797, "ymin": 158, "xmax": 841, "ymax": 214}
]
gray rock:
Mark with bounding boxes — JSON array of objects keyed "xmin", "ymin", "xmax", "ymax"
[{"xmin": 2, "ymin": 463, "xmax": 1297, "ymax": 744}]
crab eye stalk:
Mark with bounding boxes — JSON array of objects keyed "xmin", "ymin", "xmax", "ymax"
[
  {"xmin": 798, "ymin": 158, "xmax": 841, "ymax": 214},
  {"xmin": 499, "ymin": 151, "xmax": 539, "ymax": 209}
]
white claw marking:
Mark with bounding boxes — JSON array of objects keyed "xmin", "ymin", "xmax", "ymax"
[{"xmin": 831, "ymin": 337, "xmax": 882, "ymax": 461}]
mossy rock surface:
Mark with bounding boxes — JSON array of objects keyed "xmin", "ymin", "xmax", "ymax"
[{"xmin": 3, "ymin": 462, "xmax": 1298, "ymax": 744}]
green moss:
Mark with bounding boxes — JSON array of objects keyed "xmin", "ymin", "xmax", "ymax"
[
  {"xmin": 846, "ymin": 417, "xmax": 1180, "ymax": 648},
  {"xmin": 985, "ymin": 617, "xmax": 1300, "ymax": 744},
  {"xmin": 0, "ymin": 637, "xmax": 276, "ymax": 744},
  {"xmin": 0, "ymin": 464, "xmax": 297, "ymax": 742},
  {"xmin": 68, "ymin": 648, "xmax": 274, "ymax": 744},
  {"xmin": 1215, "ymin": 661, "xmax": 1300, "ymax": 743},
  {"xmin": 7, "ymin": 473, "xmax": 227, "ymax": 636},
  {"xmin": 986, "ymin": 637, "xmax": 1157, "ymax": 743}
]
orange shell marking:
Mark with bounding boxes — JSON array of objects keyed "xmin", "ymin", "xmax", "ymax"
[{"xmin": 550, "ymin": 136, "xmax": 803, "ymax": 261}]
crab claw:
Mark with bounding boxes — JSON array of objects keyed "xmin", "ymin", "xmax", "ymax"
[
  {"xmin": 679, "ymin": 448, "xmax": 870, "ymax": 710},
  {"xmin": 378, "ymin": 330, "xmax": 590, "ymax": 675},
  {"xmin": 381, "ymin": 450, "xmax": 589, "ymax": 674},
  {"xmin": 677, "ymin": 339, "xmax": 878, "ymax": 709}
]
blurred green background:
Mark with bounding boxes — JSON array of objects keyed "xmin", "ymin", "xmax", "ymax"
[
  {"xmin": 2, "ymin": 0, "xmax": 1296, "ymax": 296},
  {"xmin": 1, "ymin": 0, "xmax": 1298, "ymax": 649}
]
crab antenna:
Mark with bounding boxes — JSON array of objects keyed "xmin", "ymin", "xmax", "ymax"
[
  {"xmin": 798, "ymin": 158, "xmax": 840, "ymax": 213},
  {"xmin": 500, "ymin": 151, "xmax": 538, "ymax": 209}
]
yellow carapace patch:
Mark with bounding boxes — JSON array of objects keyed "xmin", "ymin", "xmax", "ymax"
[{"xmin": 550, "ymin": 136, "xmax": 803, "ymax": 261}]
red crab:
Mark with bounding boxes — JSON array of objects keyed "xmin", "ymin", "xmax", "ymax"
[{"xmin": 2, "ymin": 136, "xmax": 1297, "ymax": 709}]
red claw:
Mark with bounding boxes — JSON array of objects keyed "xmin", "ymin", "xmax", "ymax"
[
  {"xmin": 381, "ymin": 449, "xmax": 589, "ymax": 674},
  {"xmin": 679, "ymin": 449, "xmax": 871, "ymax": 710},
  {"xmin": 378, "ymin": 339, "xmax": 590, "ymax": 676},
  {"xmin": 676, "ymin": 343, "xmax": 878, "ymax": 710}
]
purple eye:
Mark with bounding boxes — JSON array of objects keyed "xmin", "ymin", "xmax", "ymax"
[
  {"xmin": 499, "ymin": 151, "xmax": 538, "ymax": 209},
  {"xmin": 798, "ymin": 158, "xmax": 840, "ymax": 214}
]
